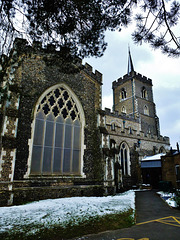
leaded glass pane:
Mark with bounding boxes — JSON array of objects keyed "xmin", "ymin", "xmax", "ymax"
[
  {"xmin": 63, "ymin": 149, "xmax": 71, "ymax": 172},
  {"xmin": 53, "ymin": 148, "xmax": 62, "ymax": 173},
  {"xmin": 125, "ymin": 149, "xmax": 128, "ymax": 175},
  {"xmin": 56, "ymin": 115, "xmax": 63, "ymax": 123},
  {"xmin": 74, "ymin": 119, "xmax": 80, "ymax": 126},
  {"xmin": 31, "ymin": 146, "xmax": 42, "ymax": 173},
  {"xmin": 44, "ymin": 121, "xmax": 54, "ymax": 147},
  {"xmin": 55, "ymin": 123, "xmax": 64, "ymax": 147},
  {"xmin": 42, "ymin": 147, "xmax": 53, "ymax": 173},
  {"xmin": 121, "ymin": 149, "xmax": 124, "ymax": 175},
  {"xmin": 72, "ymin": 150, "xmax": 80, "ymax": 172},
  {"xmin": 47, "ymin": 112, "xmax": 54, "ymax": 121},
  {"xmin": 33, "ymin": 119, "xmax": 45, "ymax": 146},
  {"xmin": 66, "ymin": 118, "xmax": 72, "ymax": 125},
  {"xmin": 64, "ymin": 119, "xmax": 72, "ymax": 148},
  {"xmin": 36, "ymin": 110, "xmax": 45, "ymax": 120},
  {"xmin": 73, "ymin": 125, "xmax": 81, "ymax": 150}
]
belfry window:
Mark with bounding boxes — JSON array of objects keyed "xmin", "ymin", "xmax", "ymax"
[
  {"xmin": 119, "ymin": 142, "xmax": 130, "ymax": 176},
  {"xmin": 142, "ymin": 87, "xmax": 148, "ymax": 99},
  {"xmin": 30, "ymin": 85, "xmax": 84, "ymax": 175},
  {"xmin": 120, "ymin": 88, "xmax": 127, "ymax": 100}
]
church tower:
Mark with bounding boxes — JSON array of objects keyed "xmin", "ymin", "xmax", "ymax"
[{"xmin": 112, "ymin": 49, "xmax": 160, "ymax": 137}]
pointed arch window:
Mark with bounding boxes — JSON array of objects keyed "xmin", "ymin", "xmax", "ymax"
[
  {"xmin": 120, "ymin": 88, "xmax": 127, "ymax": 100},
  {"xmin": 121, "ymin": 106, "xmax": 126, "ymax": 114},
  {"xmin": 119, "ymin": 142, "xmax": 130, "ymax": 176},
  {"xmin": 30, "ymin": 85, "xmax": 84, "ymax": 175}
]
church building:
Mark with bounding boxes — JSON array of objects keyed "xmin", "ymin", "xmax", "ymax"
[{"xmin": 0, "ymin": 39, "xmax": 170, "ymax": 206}]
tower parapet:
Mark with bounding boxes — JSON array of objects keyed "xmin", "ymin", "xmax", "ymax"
[{"xmin": 112, "ymin": 71, "xmax": 152, "ymax": 89}]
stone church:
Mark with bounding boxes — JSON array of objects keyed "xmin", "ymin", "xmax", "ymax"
[{"xmin": 0, "ymin": 38, "xmax": 170, "ymax": 206}]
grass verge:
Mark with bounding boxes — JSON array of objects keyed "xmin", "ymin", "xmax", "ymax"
[{"xmin": 0, "ymin": 209, "xmax": 134, "ymax": 240}]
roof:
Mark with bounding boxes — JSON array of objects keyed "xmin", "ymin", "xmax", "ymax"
[{"xmin": 141, "ymin": 153, "xmax": 165, "ymax": 162}]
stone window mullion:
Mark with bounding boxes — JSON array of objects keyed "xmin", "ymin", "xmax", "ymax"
[
  {"xmin": 70, "ymin": 124, "xmax": 75, "ymax": 172},
  {"xmin": 51, "ymin": 120, "xmax": 56, "ymax": 174},
  {"xmin": 61, "ymin": 121, "xmax": 66, "ymax": 173}
]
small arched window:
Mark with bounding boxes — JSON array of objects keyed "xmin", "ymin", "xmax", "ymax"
[
  {"xmin": 142, "ymin": 87, "xmax": 148, "ymax": 99},
  {"xmin": 144, "ymin": 105, "xmax": 149, "ymax": 115},
  {"xmin": 119, "ymin": 142, "xmax": 130, "ymax": 176},
  {"xmin": 121, "ymin": 106, "xmax": 126, "ymax": 114},
  {"xmin": 30, "ymin": 85, "xmax": 84, "ymax": 176},
  {"xmin": 111, "ymin": 123, "xmax": 116, "ymax": 131}
]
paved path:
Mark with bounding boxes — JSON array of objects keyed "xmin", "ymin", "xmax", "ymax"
[{"xmin": 71, "ymin": 190, "xmax": 180, "ymax": 240}]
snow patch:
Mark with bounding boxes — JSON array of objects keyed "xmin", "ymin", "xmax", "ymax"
[
  {"xmin": 157, "ymin": 191, "xmax": 178, "ymax": 208},
  {"xmin": 0, "ymin": 190, "xmax": 135, "ymax": 234}
]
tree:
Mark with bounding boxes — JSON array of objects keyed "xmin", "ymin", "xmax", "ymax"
[{"xmin": 0, "ymin": 0, "xmax": 179, "ymax": 59}]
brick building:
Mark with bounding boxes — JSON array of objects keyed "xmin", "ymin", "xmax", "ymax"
[
  {"xmin": 0, "ymin": 39, "xmax": 170, "ymax": 206},
  {"xmin": 161, "ymin": 151, "xmax": 180, "ymax": 188}
]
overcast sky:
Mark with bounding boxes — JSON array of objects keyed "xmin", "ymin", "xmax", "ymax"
[{"xmin": 84, "ymin": 26, "xmax": 180, "ymax": 149}]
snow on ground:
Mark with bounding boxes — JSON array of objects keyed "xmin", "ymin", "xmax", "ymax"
[
  {"xmin": 0, "ymin": 190, "xmax": 135, "ymax": 234},
  {"xmin": 157, "ymin": 191, "xmax": 178, "ymax": 208}
]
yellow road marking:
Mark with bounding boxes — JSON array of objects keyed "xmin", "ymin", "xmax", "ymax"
[
  {"xmin": 117, "ymin": 238, "xmax": 134, "ymax": 240},
  {"xmin": 173, "ymin": 216, "xmax": 180, "ymax": 224},
  {"xmin": 136, "ymin": 216, "xmax": 180, "ymax": 227},
  {"xmin": 136, "ymin": 216, "xmax": 171, "ymax": 225},
  {"xmin": 156, "ymin": 220, "xmax": 180, "ymax": 227},
  {"xmin": 117, "ymin": 238, "xmax": 149, "ymax": 240}
]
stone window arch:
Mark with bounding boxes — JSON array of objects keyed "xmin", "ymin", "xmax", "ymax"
[
  {"xmin": 119, "ymin": 142, "xmax": 130, "ymax": 176},
  {"xmin": 144, "ymin": 105, "xmax": 149, "ymax": 115},
  {"xmin": 28, "ymin": 84, "xmax": 85, "ymax": 176},
  {"xmin": 142, "ymin": 86, "xmax": 148, "ymax": 99}
]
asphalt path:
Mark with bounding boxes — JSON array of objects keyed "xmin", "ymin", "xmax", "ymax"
[{"xmin": 71, "ymin": 190, "xmax": 180, "ymax": 240}]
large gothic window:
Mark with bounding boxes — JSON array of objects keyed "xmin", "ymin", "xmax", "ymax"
[
  {"xmin": 30, "ymin": 85, "xmax": 84, "ymax": 175},
  {"xmin": 119, "ymin": 142, "xmax": 130, "ymax": 176}
]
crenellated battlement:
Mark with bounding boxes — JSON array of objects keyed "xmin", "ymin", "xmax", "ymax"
[
  {"xmin": 83, "ymin": 63, "xmax": 102, "ymax": 83},
  {"xmin": 3, "ymin": 38, "xmax": 102, "ymax": 83},
  {"xmin": 104, "ymin": 107, "xmax": 139, "ymax": 122},
  {"xmin": 100, "ymin": 108, "xmax": 170, "ymax": 145},
  {"xmin": 112, "ymin": 71, "xmax": 152, "ymax": 88}
]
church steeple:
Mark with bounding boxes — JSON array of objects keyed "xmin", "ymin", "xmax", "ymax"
[{"xmin": 127, "ymin": 47, "xmax": 134, "ymax": 75}]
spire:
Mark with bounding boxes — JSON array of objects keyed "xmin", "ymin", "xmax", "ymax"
[{"xmin": 127, "ymin": 47, "xmax": 134, "ymax": 75}]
